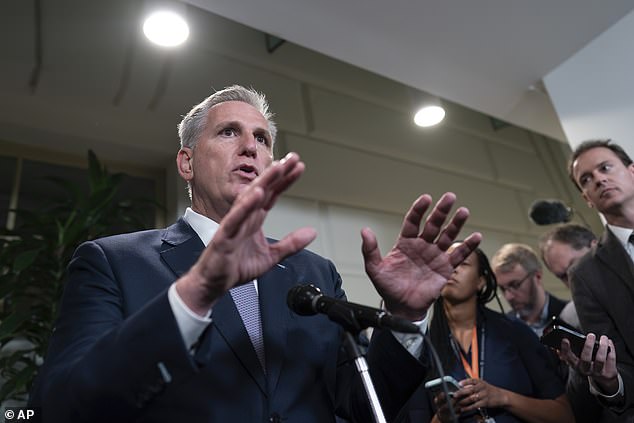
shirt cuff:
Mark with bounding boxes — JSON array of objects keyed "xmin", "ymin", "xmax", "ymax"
[
  {"xmin": 167, "ymin": 283, "xmax": 212, "ymax": 352},
  {"xmin": 391, "ymin": 314, "xmax": 428, "ymax": 358},
  {"xmin": 588, "ymin": 372, "xmax": 624, "ymax": 399}
]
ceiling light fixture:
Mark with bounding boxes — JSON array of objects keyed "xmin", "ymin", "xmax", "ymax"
[
  {"xmin": 411, "ymin": 90, "xmax": 446, "ymax": 127},
  {"xmin": 143, "ymin": 10, "xmax": 189, "ymax": 47},
  {"xmin": 414, "ymin": 105, "xmax": 445, "ymax": 127}
]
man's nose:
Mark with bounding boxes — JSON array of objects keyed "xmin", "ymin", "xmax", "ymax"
[
  {"xmin": 594, "ymin": 171, "xmax": 608, "ymax": 186},
  {"xmin": 239, "ymin": 135, "xmax": 258, "ymax": 156}
]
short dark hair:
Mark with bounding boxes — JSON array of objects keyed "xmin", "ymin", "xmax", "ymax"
[
  {"xmin": 567, "ymin": 139, "xmax": 633, "ymax": 190},
  {"xmin": 538, "ymin": 223, "xmax": 596, "ymax": 262}
]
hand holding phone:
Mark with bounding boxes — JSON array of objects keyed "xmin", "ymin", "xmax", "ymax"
[
  {"xmin": 540, "ymin": 324, "xmax": 610, "ymax": 360},
  {"xmin": 424, "ymin": 375, "xmax": 462, "ymax": 398}
]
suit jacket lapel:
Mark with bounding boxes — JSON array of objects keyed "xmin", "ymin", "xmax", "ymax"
[
  {"xmin": 596, "ymin": 228, "xmax": 634, "ymax": 296},
  {"xmin": 159, "ymin": 219, "xmax": 268, "ymax": 391},
  {"xmin": 159, "ymin": 218, "xmax": 204, "ymax": 278},
  {"xmin": 211, "ymin": 260, "xmax": 296, "ymax": 396},
  {"xmin": 158, "ymin": 220, "xmax": 294, "ymax": 395},
  {"xmin": 259, "ymin": 260, "xmax": 296, "ymax": 395},
  {"xmin": 213, "ymin": 292, "xmax": 268, "ymax": 394}
]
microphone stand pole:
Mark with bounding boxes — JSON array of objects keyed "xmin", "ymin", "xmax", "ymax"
[{"xmin": 341, "ymin": 331, "xmax": 386, "ymax": 423}]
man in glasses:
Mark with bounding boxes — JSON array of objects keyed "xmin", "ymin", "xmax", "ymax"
[{"xmin": 491, "ymin": 243, "xmax": 569, "ymax": 336}]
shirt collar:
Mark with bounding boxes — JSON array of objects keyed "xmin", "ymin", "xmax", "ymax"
[
  {"xmin": 517, "ymin": 292, "xmax": 551, "ymax": 336},
  {"xmin": 183, "ymin": 208, "xmax": 261, "ymax": 292},
  {"xmin": 183, "ymin": 207, "xmax": 219, "ymax": 247},
  {"xmin": 607, "ymin": 224, "xmax": 634, "ymax": 250}
]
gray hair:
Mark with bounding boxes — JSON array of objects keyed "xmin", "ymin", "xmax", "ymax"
[
  {"xmin": 177, "ymin": 85, "xmax": 277, "ymax": 149},
  {"xmin": 538, "ymin": 223, "xmax": 596, "ymax": 261},
  {"xmin": 491, "ymin": 243, "xmax": 542, "ymax": 275}
]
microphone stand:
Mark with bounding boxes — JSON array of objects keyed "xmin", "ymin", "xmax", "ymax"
[
  {"xmin": 342, "ymin": 331, "xmax": 387, "ymax": 423},
  {"xmin": 329, "ymin": 303, "xmax": 386, "ymax": 423}
]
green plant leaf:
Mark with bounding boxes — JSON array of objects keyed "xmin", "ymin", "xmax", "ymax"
[
  {"xmin": 0, "ymin": 312, "xmax": 29, "ymax": 342},
  {"xmin": 87, "ymin": 149, "xmax": 103, "ymax": 190},
  {"xmin": 13, "ymin": 249, "xmax": 41, "ymax": 273},
  {"xmin": 1, "ymin": 149, "xmax": 160, "ymax": 402},
  {"xmin": 0, "ymin": 275, "xmax": 19, "ymax": 301},
  {"xmin": 0, "ymin": 364, "xmax": 35, "ymax": 402}
]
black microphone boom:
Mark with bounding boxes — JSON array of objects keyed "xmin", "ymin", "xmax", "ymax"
[
  {"xmin": 287, "ymin": 284, "xmax": 419, "ymax": 334},
  {"xmin": 529, "ymin": 199, "xmax": 573, "ymax": 225}
]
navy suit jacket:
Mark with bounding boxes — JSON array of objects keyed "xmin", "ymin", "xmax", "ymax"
[{"xmin": 31, "ymin": 219, "xmax": 427, "ymax": 422}]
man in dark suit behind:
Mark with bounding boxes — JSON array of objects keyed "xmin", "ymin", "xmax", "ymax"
[
  {"xmin": 565, "ymin": 139, "xmax": 634, "ymax": 421},
  {"xmin": 30, "ymin": 85, "xmax": 481, "ymax": 422},
  {"xmin": 539, "ymin": 223, "xmax": 621, "ymax": 423}
]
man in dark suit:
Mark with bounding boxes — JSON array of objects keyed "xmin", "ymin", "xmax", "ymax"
[
  {"xmin": 564, "ymin": 139, "xmax": 634, "ymax": 420},
  {"xmin": 30, "ymin": 85, "xmax": 481, "ymax": 422},
  {"xmin": 490, "ymin": 243, "xmax": 568, "ymax": 336},
  {"xmin": 540, "ymin": 223, "xmax": 621, "ymax": 423}
]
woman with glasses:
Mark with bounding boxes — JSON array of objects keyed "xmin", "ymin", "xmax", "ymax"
[{"xmin": 400, "ymin": 246, "xmax": 574, "ymax": 423}]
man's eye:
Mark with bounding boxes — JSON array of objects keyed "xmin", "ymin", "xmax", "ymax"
[
  {"xmin": 601, "ymin": 164, "xmax": 612, "ymax": 172},
  {"xmin": 256, "ymin": 134, "xmax": 269, "ymax": 145},
  {"xmin": 221, "ymin": 128, "xmax": 237, "ymax": 136}
]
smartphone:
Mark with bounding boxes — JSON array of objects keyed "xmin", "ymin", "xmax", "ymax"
[
  {"xmin": 424, "ymin": 375, "xmax": 462, "ymax": 398},
  {"xmin": 540, "ymin": 324, "xmax": 610, "ymax": 360}
]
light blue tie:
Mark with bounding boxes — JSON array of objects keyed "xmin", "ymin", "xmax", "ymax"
[{"xmin": 230, "ymin": 281, "xmax": 266, "ymax": 371}]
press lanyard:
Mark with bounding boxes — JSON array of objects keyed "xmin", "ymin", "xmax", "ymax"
[
  {"xmin": 452, "ymin": 321, "xmax": 486, "ymax": 380},
  {"xmin": 460, "ymin": 323, "xmax": 479, "ymax": 379}
]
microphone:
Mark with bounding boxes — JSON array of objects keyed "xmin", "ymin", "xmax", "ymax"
[
  {"xmin": 287, "ymin": 284, "xmax": 419, "ymax": 334},
  {"xmin": 528, "ymin": 199, "xmax": 573, "ymax": 225}
]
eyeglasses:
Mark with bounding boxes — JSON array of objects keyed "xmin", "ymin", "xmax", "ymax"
[{"xmin": 498, "ymin": 271, "xmax": 534, "ymax": 294}]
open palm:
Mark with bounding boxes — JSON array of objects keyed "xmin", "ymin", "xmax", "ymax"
[{"xmin": 362, "ymin": 193, "xmax": 481, "ymax": 320}]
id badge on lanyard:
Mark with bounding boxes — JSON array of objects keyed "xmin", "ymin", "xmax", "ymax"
[{"xmin": 476, "ymin": 411, "xmax": 496, "ymax": 423}]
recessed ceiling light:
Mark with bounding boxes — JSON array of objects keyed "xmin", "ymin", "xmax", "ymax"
[
  {"xmin": 414, "ymin": 105, "xmax": 446, "ymax": 127},
  {"xmin": 143, "ymin": 10, "xmax": 189, "ymax": 47}
]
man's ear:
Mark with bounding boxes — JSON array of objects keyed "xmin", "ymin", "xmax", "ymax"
[
  {"xmin": 177, "ymin": 148, "xmax": 194, "ymax": 181},
  {"xmin": 534, "ymin": 270, "xmax": 543, "ymax": 287}
]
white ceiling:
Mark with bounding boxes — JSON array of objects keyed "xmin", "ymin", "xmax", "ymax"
[{"xmin": 186, "ymin": 0, "xmax": 634, "ymax": 141}]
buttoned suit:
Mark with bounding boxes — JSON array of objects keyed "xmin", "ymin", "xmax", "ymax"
[
  {"xmin": 31, "ymin": 219, "xmax": 427, "ymax": 422},
  {"xmin": 570, "ymin": 227, "xmax": 634, "ymax": 421}
]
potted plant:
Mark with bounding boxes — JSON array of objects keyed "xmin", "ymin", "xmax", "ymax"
[{"xmin": 0, "ymin": 151, "xmax": 158, "ymax": 402}]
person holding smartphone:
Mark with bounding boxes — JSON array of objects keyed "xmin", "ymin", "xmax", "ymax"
[
  {"xmin": 565, "ymin": 139, "xmax": 633, "ymax": 417},
  {"xmin": 539, "ymin": 223, "xmax": 621, "ymax": 423},
  {"xmin": 400, "ymin": 246, "xmax": 574, "ymax": 423}
]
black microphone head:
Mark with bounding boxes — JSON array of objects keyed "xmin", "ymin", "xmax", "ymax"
[
  {"xmin": 287, "ymin": 284, "xmax": 322, "ymax": 316},
  {"xmin": 529, "ymin": 199, "xmax": 573, "ymax": 225}
]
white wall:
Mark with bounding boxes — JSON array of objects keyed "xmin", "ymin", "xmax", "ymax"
[{"xmin": 545, "ymin": 9, "xmax": 634, "ymax": 153}]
